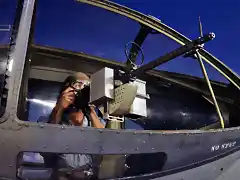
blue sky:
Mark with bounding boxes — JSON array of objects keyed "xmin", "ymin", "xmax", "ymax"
[{"xmin": 0, "ymin": 0, "xmax": 239, "ymax": 81}]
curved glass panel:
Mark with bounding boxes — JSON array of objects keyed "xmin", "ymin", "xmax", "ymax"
[
  {"xmin": 141, "ymin": 33, "xmax": 180, "ymax": 63},
  {"xmin": 157, "ymin": 57, "xmax": 204, "ymax": 78},
  {"xmin": 203, "ymin": 61, "xmax": 229, "ymax": 83},
  {"xmin": 34, "ymin": 0, "xmax": 229, "ymax": 83},
  {"xmin": 34, "ymin": 0, "xmax": 140, "ymax": 63}
]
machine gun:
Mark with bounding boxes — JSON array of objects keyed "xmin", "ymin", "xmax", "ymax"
[{"xmin": 90, "ymin": 32, "xmax": 215, "ymax": 124}]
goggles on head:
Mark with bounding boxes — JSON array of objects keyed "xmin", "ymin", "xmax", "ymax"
[{"xmin": 70, "ymin": 80, "xmax": 90, "ymax": 90}]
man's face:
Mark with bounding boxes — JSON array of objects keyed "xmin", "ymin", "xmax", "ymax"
[{"xmin": 68, "ymin": 78, "xmax": 90, "ymax": 124}]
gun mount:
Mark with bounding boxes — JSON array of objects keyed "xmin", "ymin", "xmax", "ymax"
[{"xmin": 90, "ymin": 67, "xmax": 149, "ymax": 123}]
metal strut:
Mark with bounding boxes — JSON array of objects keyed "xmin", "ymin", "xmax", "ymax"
[
  {"xmin": 196, "ymin": 50, "xmax": 225, "ymax": 129},
  {"xmin": 195, "ymin": 17, "xmax": 224, "ymax": 129}
]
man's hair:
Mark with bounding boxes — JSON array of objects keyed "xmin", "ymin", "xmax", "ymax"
[
  {"xmin": 58, "ymin": 72, "xmax": 90, "ymax": 98},
  {"xmin": 74, "ymin": 72, "xmax": 90, "ymax": 81}
]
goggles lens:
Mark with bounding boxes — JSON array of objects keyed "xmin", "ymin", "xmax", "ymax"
[{"xmin": 71, "ymin": 80, "xmax": 90, "ymax": 90}]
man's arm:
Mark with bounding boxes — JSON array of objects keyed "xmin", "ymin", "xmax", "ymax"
[
  {"xmin": 49, "ymin": 87, "xmax": 75, "ymax": 124},
  {"xmin": 49, "ymin": 104, "xmax": 64, "ymax": 124},
  {"xmin": 89, "ymin": 107, "xmax": 105, "ymax": 128}
]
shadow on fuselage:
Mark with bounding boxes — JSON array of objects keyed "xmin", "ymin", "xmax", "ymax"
[{"xmin": 124, "ymin": 152, "xmax": 167, "ymax": 176}]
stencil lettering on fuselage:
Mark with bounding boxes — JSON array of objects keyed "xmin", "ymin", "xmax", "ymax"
[{"xmin": 211, "ymin": 141, "xmax": 236, "ymax": 152}]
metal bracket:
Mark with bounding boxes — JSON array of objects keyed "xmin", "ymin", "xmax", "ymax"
[{"xmin": 103, "ymin": 114, "xmax": 124, "ymax": 122}]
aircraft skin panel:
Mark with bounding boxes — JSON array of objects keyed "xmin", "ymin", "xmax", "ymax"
[
  {"xmin": 216, "ymin": 158, "xmax": 240, "ymax": 180},
  {"xmin": 150, "ymin": 149, "xmax": 240, "ymax": 180},
  {"xmin": 1, "ymin": 116, "xmax": 240, "ymax": 179},
  {"xmin": 0, "ymin": 149, "xmax": 239, "ymax": 180}
]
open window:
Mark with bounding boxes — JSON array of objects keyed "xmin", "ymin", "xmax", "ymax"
[{"xmin": 16, "ymin": 0, "xmax": 239, "ymax": 130}]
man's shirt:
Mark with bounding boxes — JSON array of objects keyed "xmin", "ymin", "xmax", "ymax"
[{"xmin": 57, "ymin": 108, "xmax": 106, "ymax": 170}]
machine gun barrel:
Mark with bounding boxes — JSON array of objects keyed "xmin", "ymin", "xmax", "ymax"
[{"xmin": 131, "ymin": 32, "xmax": 215, "ymax": 76}]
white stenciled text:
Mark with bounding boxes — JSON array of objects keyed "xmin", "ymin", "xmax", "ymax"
[{"xmin": 211, "ymin": 141, "xmax": 236, "ymax": 152}]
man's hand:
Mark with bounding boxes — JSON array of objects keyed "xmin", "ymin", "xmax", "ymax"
[
  {"xmin": 56, "ymin": 87, "xmax": 75, "ymax": 109},
  {"xmin": 50, "ymin": 87, "xmax": 75, "ymax": 124},
  {"xmin": 88, "ymin": 104, "xmax": 96, "ymax": 115},
  {"xmin": 88, "ymin": 104, "xmax": 105, "ymax": 128}
]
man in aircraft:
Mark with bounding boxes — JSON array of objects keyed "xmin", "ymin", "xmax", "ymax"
[
  {"xmin": 50, "ymin": 72, "xmax": 105, "ymax": 128},
  {"xmin": 46, "ymin": 72, "xmax": 106, "ymax": 179}
]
